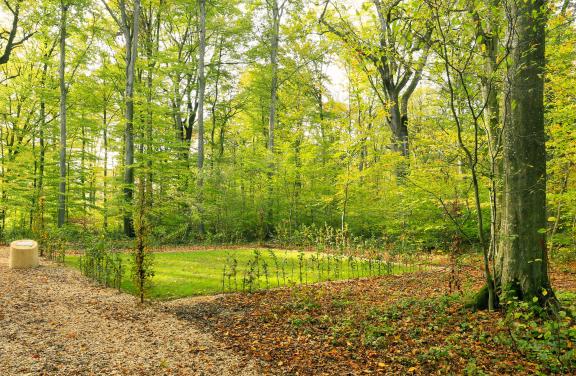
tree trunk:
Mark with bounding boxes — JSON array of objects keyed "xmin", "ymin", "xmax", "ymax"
[
  {"xmin": 196, "ymin": 0, "xmax": 207, "ymax": 235},
  {"xmin": 389, "ymin": 96, "xmax": 409, "ymax": 157},
  {"xmin": 268, "ymin": 0, "xmax": 279, "ymax": 153},
  {"xmin": 197, "ymin": 0, "xmax": 206, "ymax": 170},
  {"xmin": 123, "ymin": 0, "xmax": 141, "ymax": 237},
  {"xmin": 266, "ymin": 0, "xmax": 281, "ymax": 237},
  {"xmin": 497, "ymin": 0, "xmax": 552, "ymax": 302},
  {"xmin": 103, "ymin": 104, "xmax": 108, "ymax": 231},
  {"xmin": 57, "ymin": 1, "xmax": 68, "ymax": 228}
]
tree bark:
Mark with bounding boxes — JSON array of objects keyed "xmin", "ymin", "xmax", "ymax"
[
  {"xmin": 497, "ymin": 0, "xmax": 552, "ymax": 302},
  {"xmin": 265, "ymin": 0, "xmax": 283, "ymax": 237},
  {"xmin": 57, "ymin": 1, "xmax": 68, "ymax": 228},
  {"xmin": 103, "ymin": 104, "xmax": 108, "ymax": 231},
  {"xmin": 268, "ymin": 0, "xmax": 280, "ymax": 153},
  {"xmin": 196, "ymin": 0, "xmax": 207, "ymax": 235},
  {"xmin": 197, "ymin": 0, "xmax": 206, "ymax": 170},
  {"xmin": 123, "ymin": 0, "xmax": 141, "ymax": 237}
]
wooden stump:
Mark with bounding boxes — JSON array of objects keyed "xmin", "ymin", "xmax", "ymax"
[{"xmin": 9, "ymin": 240, "xmax": 39, "ymax": 269}]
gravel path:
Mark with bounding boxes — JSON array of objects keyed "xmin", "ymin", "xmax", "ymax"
[{"xmin": 0, "ymin": 248, "xmax": 261, "ymax": 376}]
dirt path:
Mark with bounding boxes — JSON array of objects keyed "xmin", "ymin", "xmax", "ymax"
[{"xmin": 0, "ymin": 249, "xmax": 262, "ymax": 376}]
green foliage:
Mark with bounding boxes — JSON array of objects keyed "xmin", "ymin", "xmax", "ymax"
[
  {"xmin": 497, "ymin": 295, "xmax": 576, "ymax": 374},
  {"xmin": 0, "ymin": 0, "xmax": 573, "ymax": 267},
  {"xmin": 78, "ymin": 235, "xmax": 122, "ymax": 290},
  {"xmin": 40, "ymin": 227, "xmax": 67, "ymax": 264}
]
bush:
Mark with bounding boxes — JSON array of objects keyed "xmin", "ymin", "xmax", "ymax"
[{"xmin": 79, "ymin": 236, "xmax": 123, "ymax": 290}]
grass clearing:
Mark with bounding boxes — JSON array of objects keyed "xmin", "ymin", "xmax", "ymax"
[{"xmin": 67, "ymin": 248, "xmax": 408, "ymax": 299}]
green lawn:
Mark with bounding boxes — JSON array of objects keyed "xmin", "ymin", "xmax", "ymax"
[{"xmin": 67, "ymin": 249, "xmax": 407, "ymax": 300}]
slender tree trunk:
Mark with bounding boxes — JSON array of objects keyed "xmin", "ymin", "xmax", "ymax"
[
  {"xmin": 197, "ymin": 0, "xmax": 206, "ymax": 170},
  {"xmin": 268, "ymin": 0, "xmax": 279, "ymax": 153},
  {"xmin": 210, "ymin": 37, "xmax": 223, "ymax": 166},
  {"xmin": 123, "ymin": 0, "xmax": 141, "ymax": 237},
  {"xmin": 470, "ymin": 0, "xmax": 502, "ymax": 270},
  {"xmin": 57, "ymin": 1, "xmax": 68, "ymax": 228},
  {"xmin": 37, "ymin": 48, "xmax": 53, "ymax": 232},
  {"xmin": 497, "ymin": 0, "xmax": 553, "ymax": 302},
  {"xmin": 196, "ymin": 0, "xmax": 207, "ymax": 235},
  {"xmin": 0, "ymin": 125, "xmax": 4, "ymax": 239},
  {"xmin": 81, "ymin": 120, "xmax": 87, "ymax": 227},
  {"xmin": 144, "ymin": 1, "xmax": 161, "ymax": 207},
  {"xmin": 103, "ymin": 104, "xmax": 108, "ymax": 231}
]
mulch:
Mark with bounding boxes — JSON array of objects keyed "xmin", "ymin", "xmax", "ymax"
[{"xmin": 0, "ymin": 247, "xmax": 261, "ymax": 376}]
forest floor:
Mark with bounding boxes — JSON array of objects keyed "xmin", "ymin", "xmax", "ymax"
[
  {"xmin": 1, "ymin": 246, "xmax": 575, "ymax": 375},
  {"xmin": 0, "ymin": 247, "xmax": 261, "ymax": 376},
  {"xmin": 172, "ymin": 266, "xmax": 576, "ymax": 375}
]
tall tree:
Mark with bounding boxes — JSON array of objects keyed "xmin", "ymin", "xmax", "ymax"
[
  {"xmin": 197, "ymin": 0, "xmax": 206, "ymax": 170},
  {"xmin": 57, "ymin": 0, "xmax": 68, "ymax": 227},
  {"xmin": 496, "ymin": 0, "xmax": 553, "ymax": 303},
  {"xmin": 265, "ymin": 0, "xmax": 287, "ymax": 237},
  {"xmin": 320, "ymin": 0, "xmax": 431, "ymax": 159},
  {"xmin": 267, "ymin": 0, "xmax": 284, "ymax": 153},
  {"xmin": 196, "ymin": 0, "xmax": 206, "ymax": 234},
  {"xmin": 103, "ymin": 0, "xmax": 141, "ymax": 237}
]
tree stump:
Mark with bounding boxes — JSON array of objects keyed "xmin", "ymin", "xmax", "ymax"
[{"xmin": 9, "ymin": 240, "xmax": 39, "ymax": 269}]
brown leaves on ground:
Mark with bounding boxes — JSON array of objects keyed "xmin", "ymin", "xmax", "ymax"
[
  {"xmin": 173, "ymin": 267, "xmax": 576, "ymax": 375},
  {"xmin": 0, "ymin": 248, "xmax": 260, "ymax": 376}
]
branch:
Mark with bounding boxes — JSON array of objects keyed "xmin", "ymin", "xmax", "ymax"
[{"xmin": 0, "ymin": 0, "xmax": 25, "ymax": 65}]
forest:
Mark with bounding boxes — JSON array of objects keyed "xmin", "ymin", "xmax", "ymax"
[{"xmin": 0, "ymin": 0, "xmax": 575, "ymax": 374}]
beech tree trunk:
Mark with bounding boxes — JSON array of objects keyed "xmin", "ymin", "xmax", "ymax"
[
  {"xmin": 197, "ymin": 0, "xmax": 206, "ymax": 235},
  {"xmin": 266, "ymin": 0, "xmax": 282, "ymax": 237},
  {"xmin": 123, "ymin": 0, "xmax": 141, "ymax": 237},
  {"xmin": 268, "ymin": 0, "xmax": 279, "ymax": 153},
  {"xmin": 57, "ymin": 1, "xmax": 68, "ymax": 228},
  {"xmin": 197, "ymin": 0, "xmax": 206, "ymax": 170},
  {"xmin": 496, "ymin": 0, "xmax": 552, "ymax": 302}
]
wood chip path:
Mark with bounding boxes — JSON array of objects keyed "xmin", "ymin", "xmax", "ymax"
[{"xmin": 0, "ymin": 248, "xmax": 263, "ymax": 376}]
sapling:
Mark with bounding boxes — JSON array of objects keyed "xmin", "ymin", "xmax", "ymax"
[
  {"xmin": 298, "ymin": 251, "xmax": 304, "ymax": 284},
  {"xmin": 310, "ymin": 253, "xmax": 318, "ymax": 282},
  {"xmin": 253, "ymin": 250, "xmax": 261, "ymax": 289},
  {"xmin": 222, "ymin": 264, "xmax": 227, "ymax": 293},
  {"xmin": 269, "ymin": 250, "xmax": 280, "ymax": 287},
  {"xmin": 245, "ymin": 258, "xmax": 257, "ymax": 292},
  {"xmin": 347, "ymin": 255, "xmax": 353, "ymax": 279},
  {"xmin": 281, "ymin": 252, "xmax": 288, "ymax": 286},
  {"xmin": 242, "ymin": 267, "xmax": 247, "ymax": 292},
  {"xmin": 230, "ymin": 256, "xmax": 238, "ymax": 292},
  {"xmin": 262, "ymin": 259, "xmax": 269, "ymax": 289}
]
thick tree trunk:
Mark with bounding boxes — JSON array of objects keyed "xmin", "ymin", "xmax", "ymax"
[
  {"xmin": 57, "ymin": 2, "xmax": 68, "ymax": 228},
  {"xmin": 389, "ymin": 98, "xmax": 409, "ymax": 157},
  {"xmin": 123, "ymin": 0, "xmax": 141, "ymax": 238},
  {"xmin": 496, "ymin": 0, "xmax": 552, "ymax": 302}
]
